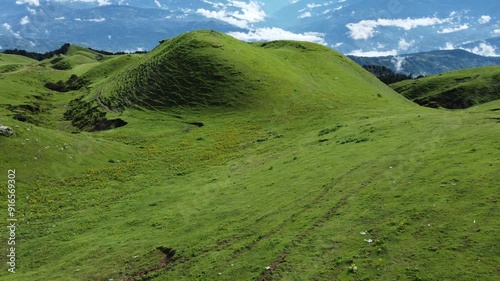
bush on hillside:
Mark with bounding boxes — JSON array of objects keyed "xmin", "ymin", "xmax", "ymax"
[{"xmin": 45, "ymin": 74, "xmax": 88, "ymax": 92}]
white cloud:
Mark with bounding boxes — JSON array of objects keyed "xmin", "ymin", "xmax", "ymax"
[
  {"xmin": 53, "ymin": 0, "xmax": 111, "ymax": 6},
  {"xmin": 462, "ymin": 43, "xmax": 499, "ymax": 57},
  {"xmin": 494, "ymin": 29, "xmax": 500, "ymax": 34},
  {"xmin": 197, "ymin": 9, "xmax": 249, "ymax": 28},
  {"xmin": 227, "ymin": 27, "xmax": 326, "ymax": 45},
  {"xmin": 15, "ymin": 0, "xmax": 40, "ymax": 6},
  {"xmin": 347, "ymin": 17, "xmax": 447, "ymax": 40},
  {"xmin": 437, "ymin": 24, "xmax": 469, "ymax": 34},
  {"xmin": 75, "ymin": 17, "xmax": 106, "ymax": 22},
  {"xmin": 20, "ymin": 16, "xmax": 30, "ymax": 25},
  {"xmin": 2, "ymin": 23, "xmax": 21, "ymax": 38},
  {"xmin": 398, "ymin": 39, "xmax": 414, "ymax": 51},
  {"xmin": 299, "ymin": 12, "xmax": 311, "ymax": 18},
  {"xmin": 154, "ymin": 0, "xmax": 161, "ymax": 8},
  {"xmin": 478, "ymin": 15, "xmax": 491, "ymax": 24},
  {"xmin": 392, "ymin": 56, "xmax": 406, "ymax": 72},
  {"xmin": 54, "ymin": 17, "xmax": 65, "ymax": 20},
  {"xmin": 440, "ymin": 42, "xmax": 499, "ymax": 57},
  {"xmin": 307, "ymin": 3, "xmax": 322, "ymax": 8},
  {"xmin": 332, "ymin": 42, "xmax": 343, "ymax": 48},
  {"xmin": 196, "ymin": 1, "xmax": 266, "ymax": 29},
  {"xmin": 230, "ymin": 1, "xmax": 266, "ymax": 23},
  {"xmin": 26, "ymin": 7, "xmax": 37, "ymax": 15},
  {"xmin": 440, "ymin": 42, "xmax": 455, "ymax": 50},
  {"xmin": 348, "ymin": 49, "xmax": 398, "ymax": 57}
]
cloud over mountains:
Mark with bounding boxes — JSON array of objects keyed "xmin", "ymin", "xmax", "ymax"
[{"xmin": 4, "ymin": 0, "xmax": 500, "ymax": 57}]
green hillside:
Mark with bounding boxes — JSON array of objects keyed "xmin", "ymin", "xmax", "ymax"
[
  {"xmin": 0, "ymin": 31, "xmax": 499, "ymax": 281},
  {"xmin": 391, "ymin": 66, "xmax": 500, "ymax": 109},
  {"xmin": 0, "ymin": 53, "xmax": 37, "ymax": 73},
  {"xmin": 96, "ymin": 30, "xmax": 407, "ymax": 111}
]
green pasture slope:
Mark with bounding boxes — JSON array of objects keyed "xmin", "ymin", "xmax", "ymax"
[
  {"xmin": 0, "ymin": 30, "xmax": 498, "ymax": 281},
  {"xmin": 391, "ymin": 66, "xmax": 500, "ymax": 109}
]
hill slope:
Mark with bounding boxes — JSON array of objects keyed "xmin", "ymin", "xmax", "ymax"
[
  {"xmin": 96, "ymin": 30, "xmax": 409, "ymax": 111},
  {"xmin": 0, "ymin": 31, "xmax": 499, "ymax": 281},
  {"xmin": 391, "ymin": 66, "xmax": 500, "ymax": 109}
]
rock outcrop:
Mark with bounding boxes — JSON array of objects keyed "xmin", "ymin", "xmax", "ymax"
[{"xmin": 0, "ymin": 125, "xmax": 14, "ymax": 137}]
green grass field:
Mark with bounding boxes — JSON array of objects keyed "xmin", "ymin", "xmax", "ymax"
[
  {"xmin": 0, "ymin": 31, "xmax": 498, "ymax": 281},
  {"xmin": 391, "ymin": 66, "xmax": 500, "ymax": 109}
]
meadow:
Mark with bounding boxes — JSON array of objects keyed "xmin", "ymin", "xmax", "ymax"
[{"xmin": 0, "ymin": 31, "xmax": 498, "ymax": 280}]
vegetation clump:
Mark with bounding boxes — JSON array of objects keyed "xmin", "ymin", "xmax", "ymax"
[
  {"xmin": 2, "ymin": 43, "xmax": 71, "ymax": 61},
  {"xmin": 45, "ymin": 74, "xmax": 88, "ymax": 92}
]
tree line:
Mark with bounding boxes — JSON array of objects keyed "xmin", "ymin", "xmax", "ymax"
[{"xmin": 362, "ymin": 65, "xmax": 424, "ymax": 84}]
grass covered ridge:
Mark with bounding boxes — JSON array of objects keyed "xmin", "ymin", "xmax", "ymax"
[
  {"xmin": 391, "ymin": 66, "xmax": 500, "ymax": 109},
  {"xmin": 0, "ymin": 30, "xmax": 498, "ymax": 280}
]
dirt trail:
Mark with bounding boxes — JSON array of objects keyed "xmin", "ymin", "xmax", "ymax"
[{"xmin": 96, "ymin": 89, "xmax": 112, "ymax": 112}]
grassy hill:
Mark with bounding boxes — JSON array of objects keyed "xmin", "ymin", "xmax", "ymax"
[
  {"xmin": 0, "ymin": 31, "xmax": 499, "ymax": 281},
  {"xmin": 391, "ymin": 66, "xmax": 500, "ymax": 109},
  {"xmin": 0, "ymin": 53, "xmax": 38, "ymax": 73},
  {"xmin": 94, "ymin": 30, "xmax": 407, "ymax": 111}
]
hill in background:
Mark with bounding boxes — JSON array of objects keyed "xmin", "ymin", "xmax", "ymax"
[
  {"xmin": 349, "ymin": 49, "xmax": 500, "ymax": 76},
  {"xmin": 391, "ymin": 66, "xmax": 500, "ymax": 109}
]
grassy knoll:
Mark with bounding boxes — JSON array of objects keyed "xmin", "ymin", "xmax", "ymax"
[
  {"xmin": 391, "ymin": 66, "xmax": 500, "ymax": 109},
  {"xmin": 0, "ymin": 31, "xmax": 498, "ymax": 281}
]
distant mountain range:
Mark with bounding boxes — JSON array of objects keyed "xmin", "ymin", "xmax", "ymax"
[
  {"xmin": 1, "ymin": 0, "xmax": 499, "ymax": 58},
  {"xmin": 349, "ymin": 49, "xmax": 500, "ymax": 76}
]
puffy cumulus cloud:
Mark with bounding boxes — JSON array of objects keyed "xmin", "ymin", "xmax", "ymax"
[
  {"xmin": 347, "ymin": 17, "xmax": 447, "ymax": 40},
  {"xmin": 347, "ymin": 49, "xmax": 398, "ymax": 57},
  {"xmin": 478, "ymin": 15, "xmax": 491, "ymax": 24},
  {"xmin": 440, "ymin": 42, "xmax": 499, "ymax": 57},
  {"xmin": 227, "ymin": 27, "xmax": 326, "ymax": 45},
  {"xmin": 299, "ymin": 11, "xmax": 311, "ymax": 18},
  {"xmin": 15, "ymin": 0, "xmax": 40, "ymax": 6},
  {"xmin": 398, "ymin": 39, "xmax": 414, "ymax": 51},
  {"xmin": 197, "ymin": 9, "xmax": 248, "ymax": 28},
  {"xmin": 463, "ymin": 43, "xmax": 499, "ymax": 57},
  {"xmin": 438, "ymin": 24, "xmax": 469, "ymax": 34},
  {"xmin": 440, "ymin": 42, "xmax": 455, "ymax": 50},
  {"xmin": 197, "ymin": 1, "xmax": 266, "ymax": 29},
  {"xmin": 2, "ymin": 23, "xmax": 21, "ymax": 38},
  {"xmin": 494, "ymin": 29, "xmax": 500, "ymax": 34},
  {"xmin": 2, "ymin": 23, "xmax": 12, "ymax": 30},
  {"xmin": 20, "ymin": 16, "xmax": 30, "ymax": 25},
  {"xmin": 332, "ymin": 42, "xmax": 343, "ymax": 48},
  {"xmin": 231, "ymin": 0, "xmax": 266, "ymax": 22},
  {"xmin": 26, "ymin": 7, "xmax": 37, "ymax": 15}
]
